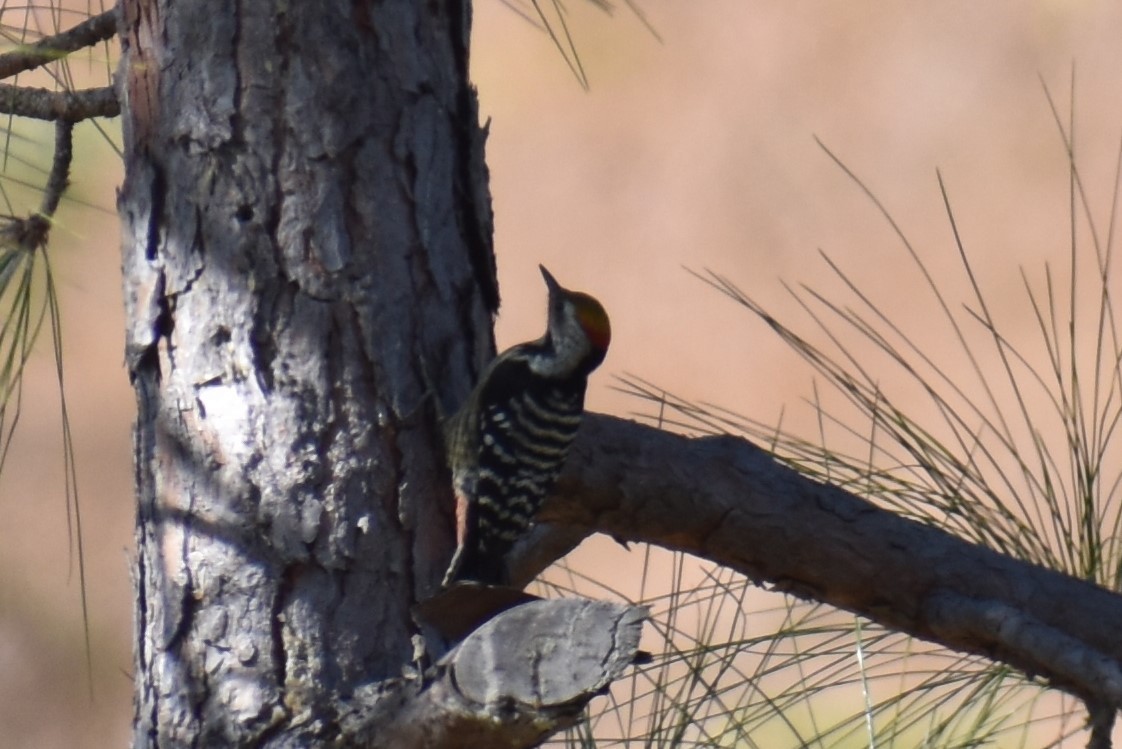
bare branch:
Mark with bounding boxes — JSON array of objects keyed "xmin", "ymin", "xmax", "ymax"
[
  {"xmin": 40, "ymin": 118, "xmax": 73, "ymax": 217},
  {"xmin": 0, "ymin": 9, "xmax": 118, "ymax": 80},
  {"xmin": 926, "ymin": 593, "xmax": 1122, "ymax": 704},
  {"xmin": 0, "ymin": 118, "xmax": 75, "ymax": 252},
  {"xmin": 531, "ymin": 413, "xmax": 1122, "ymax": 711},
  {"xmin": 336, "ymin": 598, "xmax": 646, "ymax": 748},
  {"xmin": 0, "ymin": 82, "xmax": 119, "ymax": 121}
]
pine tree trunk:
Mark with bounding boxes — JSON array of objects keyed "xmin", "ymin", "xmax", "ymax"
[
  {"xmin": 119, "ymin": 1, "xmax": 495, "ymax": 743},
  {"xmin": 107, "ymin": 2, "xmax": 1122, "ymax": 741}
]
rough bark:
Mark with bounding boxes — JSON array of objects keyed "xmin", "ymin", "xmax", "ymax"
[
  {"xmin": 337, "ymin": 599, "xmax": 646, "ymax": 749},
  {"xmin": 119, "ymin": 1, "xmax": 499, "ymax": 744},
  {"xmin": 527, "ymin": 413, "xmax": 1122, "ymax": 710}
]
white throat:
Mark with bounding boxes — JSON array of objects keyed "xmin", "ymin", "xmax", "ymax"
[{"xmin": 527, "ymin": 304, "xmax": 591, "ymax": 378}]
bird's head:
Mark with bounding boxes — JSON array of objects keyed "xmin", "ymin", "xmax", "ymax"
[{"xmin": 538, "ymin": 265, "xmax": 611, "ymax": 377}]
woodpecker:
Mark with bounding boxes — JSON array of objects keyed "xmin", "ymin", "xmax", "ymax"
[{"xmin": 442, "ymin": 265, "xmax": 611, "ymax": 587}]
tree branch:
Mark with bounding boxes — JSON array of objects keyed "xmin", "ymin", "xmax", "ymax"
[
  {"xmin": 0, "ymin": 82, "xmax": 119, "ymax": 120},
  {"xmin": 529, "ymin": 413, "xmax": 1122, "ymax": 711},
  {"xmin": 0, "ymin": 9, "xmax": 121, "ymax": 122},
  {"xmin": 336, "ymin": 598, "xmax": 646, "ymax": 748},
  {"xmin": 0, "ymin": 118, "xmax": 74, "ymax": 251},
  {"xmin": 0, "ymin": 8, "xmax": 118, "ymax": 80},
  {"xmin": 40, "ymin": 118, "xmax": 73, "ymax": 217}
]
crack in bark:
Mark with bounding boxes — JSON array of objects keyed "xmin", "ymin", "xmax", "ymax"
[
  {"xmin": 444, "ymin": 0, "xmax": 497, "ymax": 315},
  {"xmin": 229, "ymin": 0, "xmax": 244, "ymax": 146},
  {"xmin": 271, "ymin": 565, "xmax": 294, "ymax": 711}
]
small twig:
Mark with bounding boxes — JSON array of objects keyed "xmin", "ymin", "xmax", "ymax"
[
  {"xmin": 40, "ymin": 118, "xmax": 73, "ymax": 218},
  {"xmin": 0, "ymin": 117, "xmax": 75, "ymax": 252},
  {"xmin": 0, "ymin": 9, "xmax": 118, "ymax": 81},
  {"xmin": 0, "ymin": 83, "xmax": 118, "ymax": 121}
]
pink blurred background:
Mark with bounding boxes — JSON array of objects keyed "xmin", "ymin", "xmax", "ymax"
[{"xmin": 3, "ymin": 1, "xmax": 1122, "ymax": 745}]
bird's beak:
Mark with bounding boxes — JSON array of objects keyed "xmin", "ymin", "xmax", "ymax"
[{"xmin": 539, "ymin": 265, "xmax": 562, "ymax": 296}]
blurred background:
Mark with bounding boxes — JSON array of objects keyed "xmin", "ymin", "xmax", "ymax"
[{"xmin": 3, "ymin": 0, "xmax": 1122, "ymax": 745}]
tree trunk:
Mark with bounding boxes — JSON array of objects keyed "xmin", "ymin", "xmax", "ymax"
[
  {"xmin": 78, "ymin": 0, "xmax": 1122, "ymax": 740},
  {"xmin": 119, "ymin": 1, "xmax": 496, "ymax": 743}
]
